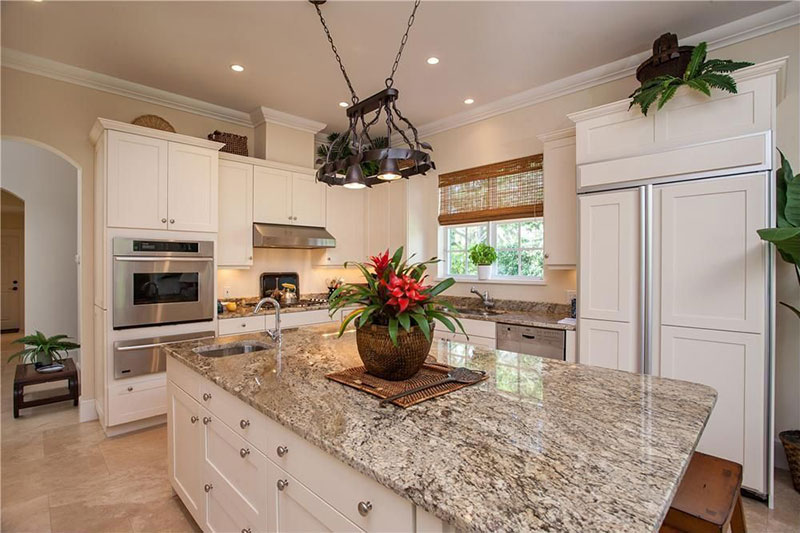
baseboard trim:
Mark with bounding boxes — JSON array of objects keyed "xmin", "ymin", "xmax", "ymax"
[
  {"xmin": 101, "ymin": 414, "xmax": 166, "ymax": 437},
  {"xmin": 79, "ymin": 397, "xmax": 98, "ymax": 422}
]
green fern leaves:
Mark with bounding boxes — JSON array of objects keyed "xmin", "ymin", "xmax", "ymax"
[{"xmin": 629, "ymin": 41, "xmax": 753, "ymax": 116}]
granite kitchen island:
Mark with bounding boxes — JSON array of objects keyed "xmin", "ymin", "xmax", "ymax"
[{"xmin": 164, "ymin": 323, "xmax": 716, "ymax": 533}]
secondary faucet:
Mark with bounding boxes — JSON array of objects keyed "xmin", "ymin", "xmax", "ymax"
[
  {"xmin": 254, "ymin": 297, "xmax": 281, "ymax": 343},
  {"xmin": 470, "ymin": 286, "xmax": 495, "ymax": 309}
]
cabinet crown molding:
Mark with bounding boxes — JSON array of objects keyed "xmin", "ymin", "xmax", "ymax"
[
  {"xmin": 89, "ymin": 117, "xmax": 225, "ymax": 150},
  {"xmin": 537, "ymin": 127, "xmax": 576, "ymax": 143},
  {"xmin": 249, "ymin": 106, "xmax": 326, "ymax": 134}
]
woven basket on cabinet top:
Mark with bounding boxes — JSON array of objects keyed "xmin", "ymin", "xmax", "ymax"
[{"xmin": 208, "ymin": 130, "xmax": 248, "ymax": 156}]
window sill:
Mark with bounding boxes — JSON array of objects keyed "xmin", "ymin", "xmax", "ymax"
[{"xmin": 436, "ymin": 277, "xmax": 547, "ymax": 286}]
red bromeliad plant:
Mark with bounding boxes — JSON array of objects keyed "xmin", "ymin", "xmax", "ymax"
[{"xmin": 329, "ymin": 247, "xmax": 466, "ymax": 346}]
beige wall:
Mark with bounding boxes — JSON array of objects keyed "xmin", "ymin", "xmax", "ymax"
[{"xmin": 0, "ymin": 67, "xmax": 255, "ymax": 403}]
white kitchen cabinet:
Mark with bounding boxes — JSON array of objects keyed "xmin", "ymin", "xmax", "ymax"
[
  {"xmin": 106, "ymin": 130, "xmax": 169, "ymax": 230},
  {"xmin": 318, "ymin": 186, "xmax": 366, "ymax": 266},
  {"xmin": 253, "ymin": 167, "xmax": 326, "ymax": 227},
  {"xmin": 433, "ymin": 317, "xmax": 496, "ymax": 349},
  {"xmin": 578, "ymin": 189, "xmax": 639, "ymax": 323},
  {"xmin": 107, "ymin": 374, "xmax": 166, "ymax": 426},
  {"xmin": 578, "ymin": 318, "xmax": 638, "ymax": 372},
  {"xmin": 660, "ymin": 325, "xmax": 765, "ymax": 493},
  {"xmin": 168, "ymin": 142, "xmax": 219, "ymax": 232},
  {"xmin": 218, "ymin": 314, "xmax": 275, "ymax": 337},
  {"xmin": 366, "ymin": 181, "xmax": 408, "ymax": 258},
  {"xmin": 167, "ymin": 381, "xmax": 204, "ymax": 526},
  {"xmin": 292, "ymin": 171, "xmax": 327, "ymax": 227},
  {"xmin": 218, "ymin": 160, "xmax": 254, "ymax": 267},
  {"xmin": 539, "ymin": 128, "xmax": 577, "ymax": 269}
]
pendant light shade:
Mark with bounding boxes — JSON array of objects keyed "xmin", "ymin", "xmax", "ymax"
[
  {"xmin": 377, "ymin": 158, "xmax": 402, "ymax": 181},
  {"xmin": 343, "ymin": 164, "xmax": 367, "ymax": 189}
]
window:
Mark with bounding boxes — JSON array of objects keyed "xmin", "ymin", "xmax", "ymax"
[
  {"xmin": 443, "ymin": 218, "xmax": 544, "ymax": 280},
  {"xmin": 439, "ymin": 154, "xmax": 545, "ymax": 281}
]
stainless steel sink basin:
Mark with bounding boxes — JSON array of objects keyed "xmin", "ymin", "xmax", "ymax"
[
  {"xmin": 194, "ymin": 341, "xmax": 271, "ymax": 357},
  {"xmin": 453, "ymin": 307, "xmax": 504, "ymax": 317}
]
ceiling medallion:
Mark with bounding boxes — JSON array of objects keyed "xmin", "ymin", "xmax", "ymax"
[{"xmin": 310, "ymin": 0, "xmax": 435, "ymax": 189}]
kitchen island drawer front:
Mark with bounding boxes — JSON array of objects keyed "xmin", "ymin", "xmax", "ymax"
[
  {"xmin": 108, "ymin": 375, "xmax": 166, "ymax": 426},
  {"xmin": 166, "ymin": 357, "xmax": 202, "ymax": 402},
  {"xmin": 268, "ymin": 418, "xmax": 413, "ymax": 532},
  {"xmin": 203, "ymin": 408, "xmax": 269, "ymax": 528},
  {"xmin": 200, "ymin": 379, "xmax": 271, "ymax": 454},
  {"xmin": 205, "ymin": 465, "xmax": 266, "ymax": 533},
  {"xmin": 219, "ymin": 315, "xmax": 275, "ymax": 336}
]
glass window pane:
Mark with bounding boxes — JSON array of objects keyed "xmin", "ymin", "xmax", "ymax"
[
  {"xmin": 449, "ymin": 228, "xmax": 466, "ymax": 250},
  {"xmin": 466, "ymin": 225, "xmax": 488, "ymax": 246},
  {"xmin": 496, "ymin": 222, "xmax": 519, "ymax": 249},
  {"xmin": 449, "ymin": 252, "xmax": 467, "ymax": 275},
  {"xmin": 521, "ymin": 219, "xmax": 544, "ymax": 249},
  {"xmin": 521, "ymin": 249, "xmax": 544, "ymax": 278},
  {"xmin": 497, "ymin": 250, "xmax": 519, "ymax": 276},
  {"xmin": 466, "ymin": 258, "xmax": 478, "ymax": 275}
]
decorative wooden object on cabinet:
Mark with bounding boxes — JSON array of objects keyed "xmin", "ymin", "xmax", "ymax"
[
  {"xmin": 538, "ymin": 128, "xmax": 577, "ymax": 269},
  {"xmin": 218, "ymin": 160, "xmax": 254, "ymax": 267}
]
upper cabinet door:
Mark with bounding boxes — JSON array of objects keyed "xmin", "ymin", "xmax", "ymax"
[
  {"xmin": 291, "ymin": 172, "xmax": 326, "ymax": 227},
  {"xmin": 107, "ymin": 130, "xmax": 168, "ymax": 229},
  {"xmin": 578, "ymin": 188, "xmax": 640, "ymax": 322},
  {"xmin": 167, "ymin": 142, "xmax": 219, "ymax": 232},
  {"xmin": 542, "ymin": 133, "xmax": 577, "ymax": 268},
  {"xmin": 253, "ymin": 166, "xmax": 292, "ymax": 224},
  {"xmin": 218, "ymin": 160, "xmax": 253, "ymax": 267},
  {"xmin": 318, "ymin": 186, "xmax": 365, "ymax": 266},
  {"xmin": 658, "ymin": 173, "xmax": 766, "ymax": 334}
]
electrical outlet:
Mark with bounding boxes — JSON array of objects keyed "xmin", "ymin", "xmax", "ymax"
[{"xmin": 223, "ymin": 286, "xmax": 232, "ymax": 299}]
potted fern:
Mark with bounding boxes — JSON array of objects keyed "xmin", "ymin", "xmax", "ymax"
[
  {"xmin": 629, "ymin": 41, "xmax": 753, "ymax": 116},
  {"xmin": 757, "ymin": 149, "xmax": 800, "ymax": 492},
  {"xmin": 8, "ymin": 331, "xmax": 80, "ymax": 372},
  {"xmin": 469, "ymin": 243, "xmax": 497, "ymax": 280}
]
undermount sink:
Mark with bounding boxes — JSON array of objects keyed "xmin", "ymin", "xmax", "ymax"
[
  {"xmin": 453, "ymin": 307, "xmax": 504, "ymax": 317},
  {"xmin": 194, "ymin": 341, "xmax": 271, "ymax": 357}
]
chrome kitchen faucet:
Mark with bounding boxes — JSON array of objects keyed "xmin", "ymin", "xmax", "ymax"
[{"xmin": 254, "ymin": 297, "xmax": 282, "ymax": 343}]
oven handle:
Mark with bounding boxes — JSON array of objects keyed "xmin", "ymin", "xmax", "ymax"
[
  {"xmin": 114, "ymin": 257, "xmax": 214, "ymax": 262},
  {"xmin": 116, "ymin": 335, "xmax": 216, "ymax": 352}
]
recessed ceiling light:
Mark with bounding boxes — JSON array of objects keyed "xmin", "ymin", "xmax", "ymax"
[
  {"xmin": 230, "ymin": 64, "xmax": 245, "ymax": 72},
  {"xmin": 338, "ymin": 102, "xmax": 350, "ymax": 108},
  {"xmin": 426, "ymin": 57, "xmax": 440, "ymax": 65},
  {"xmin": 464, "ymin": 98, "xmax": 475, "ymax": 105}
]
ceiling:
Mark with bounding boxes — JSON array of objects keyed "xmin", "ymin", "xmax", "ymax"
[{"xmin": 0, "ymin": 1, "xmax": 786, "ymax": 132}]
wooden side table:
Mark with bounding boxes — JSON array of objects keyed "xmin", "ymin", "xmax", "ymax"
[{"xmin": 13, "ymin": 358, "xmax": 79, "ymax": 418}]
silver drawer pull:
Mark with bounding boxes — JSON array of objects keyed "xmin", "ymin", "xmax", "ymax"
[
  {"xmin": 204, "ymin": 483, "xmax": 213, "ymax": 492},
  {"xmin": 190, "ymin": 415, "xmax": 198, "ymax": 424},
  {"xmin": 202, "ymin": 392, "xmax": 212, "ymax": 401},
  {"xmin": 240, "ymin": 419, "xmax": 250, "ymax": 429},
  {"xmin": 242, "ymin": 529, "xmax": 251, "ymax": 533},
  {"xmin": 277, "ymin": 479, "xmax": 289, "ymax": 491},
  {"xmin": 277, "ymin": 445, "xmax": 288, "ymax": 457},
  {"xmin": 203, "ymin": 416, "xmax": 211, "ymax": 425},
  {"xmin": 358, "ymin": 501, "xmax": 373, "ymax": 516},
  {"xmin": 242, "ymin": 323, "xmax": 247, "ymax": 327},
  {"xmin": 127, "ymin": 386, "xmax": 133, "ymax": 392},
  {"xmin": 240, "ymin": 448, "xmax": 250, "ymax": 458}
]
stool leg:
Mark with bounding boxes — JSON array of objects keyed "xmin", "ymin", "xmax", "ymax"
[
  {"xmin": 13, "ymin": 384, "xmax": 21, "ymax": 418},
  {"xmin": 70, "ymin": 377, "xmax": 78, "ymax": 406},
  {"xmin": 730, "ymin": 493, "xmax": 747, "ymax": 533}
]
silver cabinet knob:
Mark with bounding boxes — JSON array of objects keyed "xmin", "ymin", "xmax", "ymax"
[
  {"xmin": 358, "ymin": 501, "xmax": 373, "ymax": 516},
  {"xmin": 204, "ymin": 483, "xmax": 213, "ymax": 492},
  {"xmin": 277, "ymin": 446, "xmax": 288, "ymax": 457},
  {"xmin": 241, "ymin": 323, "xmax": 247, "ymax": 328},
  {"xmin": 249, "ymin": 256, "xmax": 253, "ymax": 261},
  {"xmin": 190, "ymin": 415, "xmax": 198, "ymax": 424},
  {"xmin": 241, "ymin": 529, "xmax": 251, "ymax": 533},
  {"xmin": 277, "ymin": 479, "xmax": 289, "ymax": 491},
  {"xmin": 169, "ymin": 218, "xmax": 175, "ymax": 224},
  {"xmin": 202, "ymin": 392, "xmax": 212, "ymax": 401},
  {"xmin": 127, "ymin": 386, "xmax": 133, "ymax": 392},
  {"xmin": 293, "ymin": 216, "xmax": 297, "ymax": 220},
  {"xmin": 240, "ymin": 448, "xmax": 250, "ymax": 458},
  {"xmin": 202, "ymin": 416, "xmax": 211, "ymax": 425},
  {"xmin": 161, "ymin": 218, "xmax": 167, "ymax": 223},
  {"xmin": 288, "ymin": 216, "xmax": 292, "ymax": 220},
  {"xmin": 544, "ymin": 253, "xmax": 550, "ymax": 259},
  {"xmin": 239, "ymin": 419, "xmax": 250, "ymax": 429}
]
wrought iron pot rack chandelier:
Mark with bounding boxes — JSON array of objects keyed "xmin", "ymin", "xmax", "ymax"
[{"xmin": 310, "ymin": 0, "xmax": 435, "ymax": 189}]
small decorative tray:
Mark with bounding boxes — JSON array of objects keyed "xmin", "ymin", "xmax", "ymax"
[{"xmin": 326, "ymin": 362, "xmax": 487, "ymax": 408}]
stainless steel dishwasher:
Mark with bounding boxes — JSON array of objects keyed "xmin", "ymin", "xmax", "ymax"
[{"xmin": 495, "ymin": 323, "xmax": 565, "ymax": 360}]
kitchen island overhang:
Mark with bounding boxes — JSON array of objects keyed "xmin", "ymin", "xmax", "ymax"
[{"xmin": 164, "ymin": 323, "xmax": 716, "ymax": 533}]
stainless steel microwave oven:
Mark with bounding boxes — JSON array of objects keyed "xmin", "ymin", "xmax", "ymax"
[{"xmin": 112, "ymin": 238, "xmax": 214, "ymax": 329}]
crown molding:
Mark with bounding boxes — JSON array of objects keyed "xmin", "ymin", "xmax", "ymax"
[
  {"xmin": 249, "ymin": 106, "xmax": 326, "ymax": 134},
  {"xmin": 1, "ymin": 48, "xmax": 254, "ymax": 128},
  {"xmin": 414, "ymin": 2, "xmax": 799, "ymax": 140},
  {"xmin": 537, "ymin": 127, "xmax": 576, "ymax": 144},
  {"xmin": 89, "ymin": 117, "xmax": 225, "ymax": 149}
]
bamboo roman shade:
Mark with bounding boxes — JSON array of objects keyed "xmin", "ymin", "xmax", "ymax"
[{"xmin": 438, "ymin": 154, "xmax": 544, "ymax": 225}]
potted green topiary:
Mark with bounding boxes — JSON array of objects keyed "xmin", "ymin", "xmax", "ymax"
[
  {"xmin": 8, "ymin": 331, "xmax": 80, "ymax": 372},
  {"xmin": 469, "ymin": 243, "xmax": 497, "ymax": 280},
  {"xmin": 757, "ymin": 149, "xmax": 800, "ymax": 493}
]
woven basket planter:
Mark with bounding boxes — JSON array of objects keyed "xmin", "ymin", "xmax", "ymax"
[
  {"xmin": 208, "ymin": 130, "xmax": 248, "ymax": 156},
  {"xmin": 780, "ymin": 430, "xmax": 800, "ymax": 492},
  {"xmin": 356, "ymin": 323, "xmax": 434, "ymax": 381}
]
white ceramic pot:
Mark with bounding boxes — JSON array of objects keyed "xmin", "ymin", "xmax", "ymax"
[{"xmin": 477, "ymin": 265, "xmax": 491, "ymax": 280}]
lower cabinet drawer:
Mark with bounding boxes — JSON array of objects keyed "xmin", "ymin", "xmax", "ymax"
[
  {"xmin": 205, "ymin": 466, "xmax": 266, "ymax": 533},
  {"xmin": 107, "ymin": 375, "xmax": 166, "ymax": 426},
  {"xmin": 268, "ymin": 420, "xmax": 414, "ymax": 532},
  {"xmin": 219, "ymin": 315, "xmax": 276, "ymax": 336},
  {"xmin": 281, "ymin": 309, "xmax": 335, "ymax": 329},
  {"xmin": 434, "ymin": 330, "xmax": 496, "ymax": 349},
  {"xmin": 199, "ymin": 380, "xmax": 270, "ymax": 455}
]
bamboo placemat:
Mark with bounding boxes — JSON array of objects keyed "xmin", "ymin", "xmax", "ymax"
[{"xmin": 326, "ymin": 362, "xmax": 487, "ymax": 408}]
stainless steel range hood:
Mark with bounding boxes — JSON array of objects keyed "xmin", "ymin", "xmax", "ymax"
[{"xmin": 252, "ymin": 223, "xmax": 336, "ymax": 249}]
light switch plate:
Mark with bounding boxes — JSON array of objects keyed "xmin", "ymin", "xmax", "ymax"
[{"xmin": 223, "ymin": 286, "xmax": 232, "ymax": 298}]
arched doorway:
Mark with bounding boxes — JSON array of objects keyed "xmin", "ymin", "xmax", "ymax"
[{"xmin": 1, "ymin": 189, "xmax": 25, "ymax": 332}]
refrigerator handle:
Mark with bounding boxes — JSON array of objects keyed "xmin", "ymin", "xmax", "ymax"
[
  {"xmin": 639, "ymin": 186, "xmax": 647, "ymax": 374},
  {"xmin": 643, "ymin": 184, "xmax": 654, "ymax": 375}
]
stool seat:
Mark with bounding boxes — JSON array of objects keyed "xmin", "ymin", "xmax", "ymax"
[{"xmin": 660, "ymin": 451, "xmax": 746, "ymax": 533}]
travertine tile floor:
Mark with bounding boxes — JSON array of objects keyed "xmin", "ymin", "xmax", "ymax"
[{"xmin": 1, "ymin": 332, "xmax": 798, "ymax": 532}]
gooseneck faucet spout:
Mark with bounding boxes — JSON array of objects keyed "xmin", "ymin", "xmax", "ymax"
[
  {"xmin": 254, "ymin": 297, "xmax": 281, "ymax": 342},
  {"xmin": 470, "ymin": 286, "xmax": 495, "ymax": 309}
]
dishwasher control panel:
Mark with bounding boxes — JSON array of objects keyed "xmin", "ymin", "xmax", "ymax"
[{"xmin": 496, "ymin": 324, "xmax": 565, "ymax": 360}]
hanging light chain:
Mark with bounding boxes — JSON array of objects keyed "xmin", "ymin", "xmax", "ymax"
[
  {"xmin": 386, "ymin": 0, "xmax": 422, "ymax": 88},
  {"xmin": 313, "ymin": 3, "xmax": 359, "ymax": 104}
]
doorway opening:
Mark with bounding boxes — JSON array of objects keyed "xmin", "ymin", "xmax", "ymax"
[{"xmin": 1, "ymin": 190, "xmax": 24, "ymax": 333}]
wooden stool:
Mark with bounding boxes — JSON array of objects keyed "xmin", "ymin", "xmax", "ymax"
[
  {"xmin": 660, "ymin": 451, "xmax": 746, "ymax": 533},
  {"xmin": 13, "ymin": 358, "xmax": 79, "ymax": 418}
]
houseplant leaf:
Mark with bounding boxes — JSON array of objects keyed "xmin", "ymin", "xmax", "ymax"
[
  {"xmin": 756, "ymin": 228, "xmax": 800, "ymax": 265},
  {"xmin": 779, "ymin": 150, "xmax": 800, "ymax": 227},
  {"xmin": 684, "ymin": 41, "xmax": 707, "ymax": 80},
  {"xmin": 780, "ymin": 301, "xmax": 800, "ymax": 320}
]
